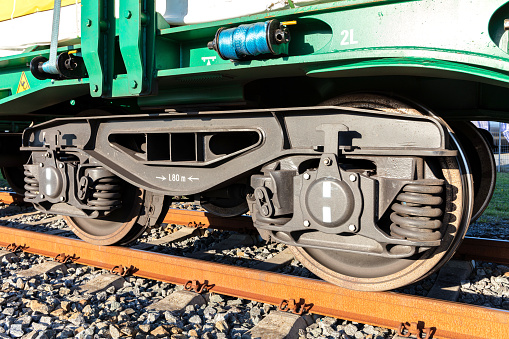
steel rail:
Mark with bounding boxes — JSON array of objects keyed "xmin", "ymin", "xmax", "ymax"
[
  {"xmin": 0, "ymin": 191, "xmax": 26, "ymax": 204},
  {"xmin": 162, "ymin": 208, "xmax": 255, "ymax": 231},
  {"xmin": 455, "ymin": 236, "xmax": 509, "ymax": 266},
  {"xmin": 0, "ymin": 225, "xmax": 507, "ymax": 339}
]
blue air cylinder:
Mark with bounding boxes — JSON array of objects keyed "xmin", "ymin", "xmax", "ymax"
[{"xmin": 208, "ymin": 20, "xmax": 290, "ymax": 60}]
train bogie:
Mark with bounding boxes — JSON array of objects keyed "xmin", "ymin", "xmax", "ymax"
[{"xmin": 0, "ymin": 0, "xmax": 508, "ymax": 291}]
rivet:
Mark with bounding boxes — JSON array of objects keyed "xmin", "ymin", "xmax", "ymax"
[
  {"xmin": 505, "ymin": 19, "xmax": 509, "ymax": 31},
  {"xmin": 349, "ymin": 174, "xmax": 357, "ymax": 182},
  {"xmin": 59, "ymin": 197, "xmax": 65, "ymax": 201},
  {"xmin": 124, "ymin": 10, "xmax": 132, "ymax": 19},
  {"xmin": 92, "ymin": 85, "xmax": 99, "ymax": 92},
  {"xmin": 40, "ymin": 194, "xmax": 45, "ymax": 199},
  {"xmin": 86, "ymin": 19, "xmax": 92, "ymax": 27},
  {"xmin": 58, "ymin": 163, "xmax": 64, "ymax": 168},
  {"xmin": 323, "ymin": 157, "xmax": 332, "ymax": 166},
  {"xmin": 131, "ymin": 80, "xmax": 138, "ymax": 89},
  {"xmin": 303, "ymin": 220, "xmax": 310, "ymax": 227},
  {"xmin": 39, "ymin": 163, "xmax": 44, "ymax": 167},
  {"xmin": 348, "ymin": 224, "xmax": 357, "ymax": 232},
  {"xmin": 303, "ymin": 173, "xmax": 310, "ymax": 180}
]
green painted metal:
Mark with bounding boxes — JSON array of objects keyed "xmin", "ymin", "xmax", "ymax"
[
  {"xmin": 118, "ymin": 0, "xmax": 156, "ymax": 96},
  {"xmin": 81, "ymin": 0, "xmax": 115, "ymax": 97},
  {"xmin": 0, "ymin": 0, "xmax": 508, "ymax": 116}
]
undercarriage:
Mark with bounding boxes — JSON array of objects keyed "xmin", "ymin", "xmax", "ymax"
[{"xmin": 18, "ymin": 94, "xmax": 493, "ymax": 291}]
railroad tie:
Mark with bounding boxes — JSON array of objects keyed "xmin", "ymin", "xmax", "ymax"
[
  {"xmin": 132, "ymin": 226, "xmax": 201, "ymax": 250},
  {"xmin": 16, "ymin": 261, "xmax": 67, "ymax": 278},
  {"xmin": 427, "ymin": 260, "xmax": 474, "ymax": 301},
  {"xmin": 245, "ymin": 311, "xmax": 313, "ymax": 339},
  {"xmin": 251, "ymin": 248, "xmax": 294, "ymax": 272},
  {"xmin": 0, "ymin": 249, "xmax": 18, "ymax": 263},
  {"xmin": 0, "ymin": 211, "xmax": 42, "ymax": 221},
  {"xmin": 189, "ymin": 233, "xmax": 259, "ymax": 260},
  {"xmin": 79, "ymin": 274, "xmax": 126, "ymax": 295},
  {"xmin": 24, "ymin": 215, "xmax": 63, "ymax": 226},
  {"xmin": 146, "ymin": 290, "xmax": 207, "ymax": 312}
]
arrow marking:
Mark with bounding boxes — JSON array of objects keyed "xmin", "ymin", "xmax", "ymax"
[
  {"xmin": 156, "ymin": 175, "xmax": 167, "ymax": 181},
  {"xmin": 188, "ymin": 176, "xmax": 199, "ymax": 182}
]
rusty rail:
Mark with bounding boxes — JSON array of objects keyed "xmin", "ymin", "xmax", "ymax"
[
  {"xmin": 0, "ymin": 225, "xmax": 507, "ymax": 339},
  {"xmin": 454, "ymin": 236, "xmax": 509, "ymax": 266},
  {"xmin": 163, "ymin": 208, "xmax": 255, "ymax": 231},
  {"xmin": 0, "ymin": 191, "xmax": 26, "ymax": 204}
]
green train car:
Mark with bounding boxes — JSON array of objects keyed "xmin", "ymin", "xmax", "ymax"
[{"xmin": 0, "ymin": 0, "xmax": 508, "ymax": 291}]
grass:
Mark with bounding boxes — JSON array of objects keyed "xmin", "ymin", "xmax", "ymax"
[
  {"xmin": 0, "ymin": 170, "xmax": 8, "ymax": 188},
  {"xmin": 476, "ymin": 172, "xmax": 509, "ymax": 221}
]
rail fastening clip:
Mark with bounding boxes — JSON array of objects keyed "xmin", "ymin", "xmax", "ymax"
[
  {"xmin": 398, "ymin": 321, "xmax": 436, "ymax": 339},
  {"xmin": 184, "ymin": 280, "xmax": 215, "ymax": 293},
  {"xmin": 278, "ymin": 298, "xmax": 313, "ymax": 315}
]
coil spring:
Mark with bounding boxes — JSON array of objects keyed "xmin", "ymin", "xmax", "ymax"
[
  {"xmin": 24, "ymin": 170, "xmax": 39, "ymax": 200},
  {"xmin": 87, "ymin": 176, "xmax": 122, "ymax": 211},
  {"xmin": 390, "ymin": 181, "xmax": 444, "ymax": 242}
]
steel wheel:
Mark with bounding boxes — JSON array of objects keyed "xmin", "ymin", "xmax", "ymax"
[
  {"xmin": 290, "ymin": 94, "xmax": 473, "ymax": 291},
  {"xmin": 65, "ymin": 186, "xmax": 168, "ymax": 246},
  {"xmin": 447, "ymin": 121, "xmax": 496, "ymax": 222}
]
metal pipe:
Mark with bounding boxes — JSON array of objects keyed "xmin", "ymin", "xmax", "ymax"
[{"xmin": 41, "ymin": 0, "xmax": 62, "ymax": 75}]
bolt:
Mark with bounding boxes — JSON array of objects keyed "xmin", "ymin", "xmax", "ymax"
[
  {"xmin": 58, "ymin": 163, "xmax": 64, "ymax": 168},
  {"xmin": 349, "ymin": 174, "xmax": 357, "ymax": 182},
  {"xmin": 39, "ymin": 163, "xmax": 44, "ymax": 167},
  {"xmin": 86, "ymin": 19, "xmax": 92, "ymax": 27},
  {"xmin": 130, "ymin": 80, "xmax": 138, "ymax": 89},
  {"xmin": 323, "ymin": 157, "xmax": 332, "ymax": 166},
  {"xmin": 124, "ymin": 10, "xmax": 132, "ymax": 19},
  {"xmin": 303, "ymin": 220, "xmax": 310, "ymax": 227},
  {"xmin": 505, "ymin": 19, "xmax": 509, "ymax": 31},
  {"xmin": 92, "ymin": 85, "xmax": 99, "ymax": 92},
  {"xmin": 303, "ymin": 173, "xmax": 310, "ymax": 180},
  {"xmin": 348, "ymin": 224, "xmax": 357, "ymax": 232}
]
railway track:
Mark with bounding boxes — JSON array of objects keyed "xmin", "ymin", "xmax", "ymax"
[{"xmin": 0, "ymin": 192, "xmax": 508, "ymax": 338}]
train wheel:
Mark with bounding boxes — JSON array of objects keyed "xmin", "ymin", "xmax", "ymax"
[
  {"xmin": 65, "ymin": 186, "xmax": 169, "ymax": 246},
  {"xmin": 290, "ymin": 94, "xmax": 474, "ymax": 291},
  {"xmin": 2, "ymin": 166, "xmax": 26, "ymax": 194},
  {"xmin": 446, "ymin": 121, "xmax": 496, "ymax": 222}
]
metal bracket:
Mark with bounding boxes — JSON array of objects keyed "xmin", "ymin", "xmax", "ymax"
[
  {"xmin": 398, "ymin": 321, "xmax": 436, "ymax": 339},
  {"xmin": 184, "ymin": 280, "xmax": 215, "ymax": 294},
  {"xmin": 118, "ymin": 0, "xmax": 156, "ymax": 96},
  {"xmin": 54, "ymin": 253, "xmax": 79, "ymax": 264},
  {"xmin": 81, "ymin": 0, "xmax": 115, "ymax": 97},
  {"xmin": 110, "ymin": 265, "xmax": 136, "ymax": 277},
  {"xmin": 277, "ymin": 298, "xmax": 313, "ymax": 315},
  {"xmin": 6, "ymin": 243, "xmax": 27, "ymax": 253}
]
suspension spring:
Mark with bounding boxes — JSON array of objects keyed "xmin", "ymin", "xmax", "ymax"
[
  {"xmin": 390, "ymin": 181, "xmax": 444, "ymax": 242},
  {"xmin": 24, "ymin": 169, "xmax": 39, "ymax": 200},
  {"xmin": 87, "ymin": 176, "xmax": 122, "ymax": 211}
]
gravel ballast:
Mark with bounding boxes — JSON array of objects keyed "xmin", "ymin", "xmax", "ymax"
[{"xmin": 1, "ymin": 201, "xmax": 509, "ymax": 338}]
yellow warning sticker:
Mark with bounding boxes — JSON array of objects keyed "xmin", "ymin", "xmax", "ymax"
[{"xmin": 16, "ymin": 71, "xmax": 30, "ymax": 94}]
